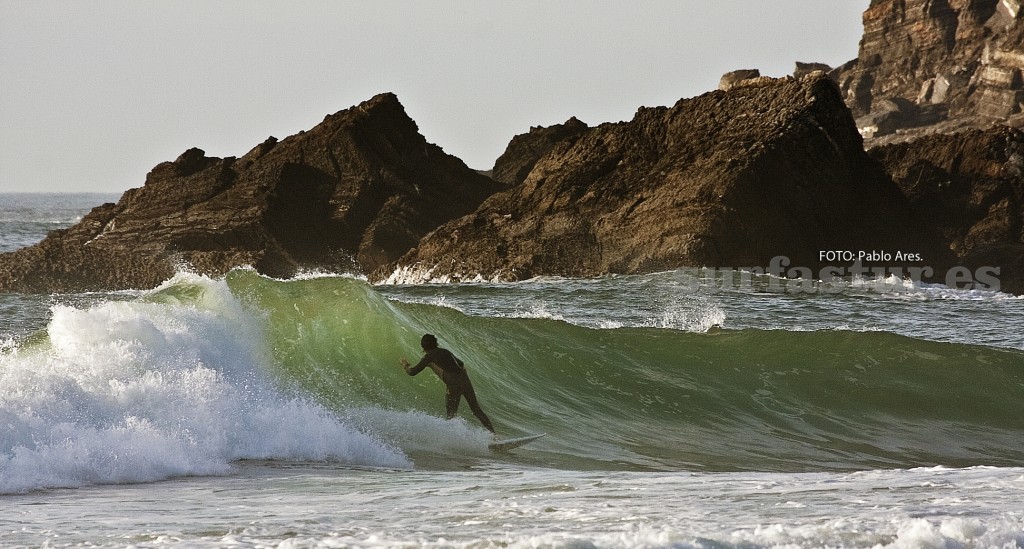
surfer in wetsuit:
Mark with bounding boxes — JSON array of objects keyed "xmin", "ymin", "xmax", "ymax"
[{"xmin": 401, "ymin": 334, "xmax": 496, "ymax": 434}]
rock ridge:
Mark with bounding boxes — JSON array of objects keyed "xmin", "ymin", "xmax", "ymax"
[
  {"xmin": 869, "ymin": 126, "xmax": 1024, "ymax": 293},
  {"xmin": 831, "ymin": 0, "xmax": 1024, "ymax": 143},
  {"xmin": 3, "ymin": 71, "xmax": 1019, "ymax": 294},
  {"xmin": 0, "ymin": 93, "xmax": 504, "ymax": 292},
  {"xmin": 382, "ymin": 75, "xmax": 951, "ymax": 284}
]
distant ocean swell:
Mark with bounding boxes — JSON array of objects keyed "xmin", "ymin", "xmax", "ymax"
[
  {"xmin": 0, "ymin": 192, "xmax": 112, "ymax": 253},
  {"xmin": 2, "ymin": 270, "xmax": 1022, "ymax": 493}
]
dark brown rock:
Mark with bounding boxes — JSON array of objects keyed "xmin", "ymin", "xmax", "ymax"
[
  {"xmin": 869, "ymin": 126, "xmax": 1024, "ymax": 293},
  {"xmin": 381, "ymin": 74, "xmax": 951, "ymax": 284},
  {"xmin": 491, "ymin": 117, "xmax": 589, "ymax": 186},
  {"xmin": 832, "ymin": 0, "xmax": 1024, "ymax": 143},
  {"xmin": 0, "ymin": 93, "xmax": 504, "ymax": 293}
]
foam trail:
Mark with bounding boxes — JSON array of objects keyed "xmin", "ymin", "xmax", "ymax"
[{"xmin": 0, "ymin": 274, "xmax": 409, "ymax": 494}]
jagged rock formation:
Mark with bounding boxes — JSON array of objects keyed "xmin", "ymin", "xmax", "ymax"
[
  {"xmin": 383, "ymin": 74, "xmax": 950, "ymax": 284},
  {"xmin": 831, "ymin": 0, "xmax": 1024, "ymax": 142},
  {"xmin": 8, "ymin": 0, "xmax": 1024, "ymax": 295},
  {"xmin": 0, "ymin": 93, "xmax": 503, "ymax": 293},
  {"xmin": 794, "ymin": 62, "xmax": 832, "ymax": 80},
  {"xmin": 490, "ymin": 117, "xmax": 589, "ymax": 186},
  {"xmin": 869, "ymin": 126, "xmax": 1024, "ymax": 293},
  {"xmin": 718, "ymin": 69, "xmax": 762, "ymax": 91}
]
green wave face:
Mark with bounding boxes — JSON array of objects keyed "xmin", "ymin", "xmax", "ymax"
[{"xmin": 226, "ymin": 271, "xmax": 1024, "ymax": 472}]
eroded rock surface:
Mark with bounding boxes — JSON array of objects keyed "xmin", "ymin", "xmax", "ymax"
[
  {"xmin": 0, "ymin": 93, "xmax": 503, "ymax": 292},
  {"xmin": 832, "ymin": 0, "xmax": 1024, "ymax": 142},
  {"xmin": 870, "ymin": 126, "xmax": 1024, "ymax": 293},
  {"xmin": 491, "ymin": 117, "xmax": 589, "ymax": 186},
  {"xmin": 384, "ymin": 75, "xmax": 950, "ymax": 284}
]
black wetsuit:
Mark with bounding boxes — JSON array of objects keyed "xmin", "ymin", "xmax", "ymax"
[{"xmin": 406, "ymin": 347, "xmax": 495, "ymax": 433}]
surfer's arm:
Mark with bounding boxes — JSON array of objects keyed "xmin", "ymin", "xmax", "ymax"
[{"xmin": 403, "ymin": 355, "xmax": 430, "ymax": 376}]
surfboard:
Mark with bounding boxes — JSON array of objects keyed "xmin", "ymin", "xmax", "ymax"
[{"xmin": 488, "ymin": 433, "xmax": 546, "ymax": 452}]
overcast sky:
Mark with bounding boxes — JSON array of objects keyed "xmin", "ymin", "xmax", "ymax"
[{"xmin": 1, "ymin": 1, "xmax": 868, "ymax": 194}]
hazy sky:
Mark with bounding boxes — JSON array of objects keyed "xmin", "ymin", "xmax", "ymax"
[{"xmin": 1, "ymin": 1, "xmax": 868, "ymax": 194}]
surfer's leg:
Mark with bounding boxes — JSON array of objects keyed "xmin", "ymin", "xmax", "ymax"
[
  {"xmin": 461, "ymin": 382, "xmax": 495, "ymax": 433},
  {"xmin": 445, "ymin": 385, "xmax": 461, "ymax": 419}
]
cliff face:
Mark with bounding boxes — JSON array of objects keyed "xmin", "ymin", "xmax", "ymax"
[
  {"xmin": 383, "ymin": 75, "xmax": 949, "ymax": 283},
  {"xmin": 833, "ymin": 0, "xmax": 1024, "ymax": 142},
  {"xmin": 0, "ymin": 93, "xmax": 503, "ymax": 293},
  {"xmin": 490, "ymin": 117, "xmax": 589, "ymax": 186},
  {"xmin": 869, "ymin": 126, "xmax": 1024, "ymax": 293}
]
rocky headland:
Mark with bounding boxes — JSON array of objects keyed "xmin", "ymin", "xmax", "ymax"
[
  {"xmin": 3, "ymin": 0, "xmax": 1023, "ymax": 295},
  {"xmin": 385, "ymin": 74, "xmax": 951, "ymax": 284},
  {"xmin": 0, "ymin": 93, "xmax": 502, "ymax": 292}
]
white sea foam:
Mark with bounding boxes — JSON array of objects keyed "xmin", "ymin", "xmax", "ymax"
[
  {"xmin": 847, "ymin": 274, "xmax": 1021, "ymax": 301},
  {"xmin": 344, "ymin": 407, "xmax": 493, "ymax": 456},
  {"xmin": 0, "ymin": 275, "xmax": 410, "ymax": 494},
  {"xmin": 647, "ymin": 296, "xmax": 726, "ymax": 332},
  {"xmin": 501, "ymin": 300, "xmax": 568, "ymax": 322},
  {"xmin": 283, "ymin": 269, "xmax": 367, "ymax": 282},
  {"xmin": 3, "ymin": 463, "xmax": 1022, "ymax": 548},
  {"xmin": 378, "ymin": 263, "xmax": 513, "ymax": 285}
]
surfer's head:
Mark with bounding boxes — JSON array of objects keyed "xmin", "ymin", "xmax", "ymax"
[{"xmin": 420, "ymin": 333, "xmax": 438, "ymax": 350}]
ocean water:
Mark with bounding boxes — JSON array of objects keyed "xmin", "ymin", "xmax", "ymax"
[{"xmin": 1, "ymin": 192, "xmax": 1023, "ymax": 548}]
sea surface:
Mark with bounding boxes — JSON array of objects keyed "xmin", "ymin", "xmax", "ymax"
[{"xmin": 1, "ymin": 192, "xmax": 1022, "ymax": 548}]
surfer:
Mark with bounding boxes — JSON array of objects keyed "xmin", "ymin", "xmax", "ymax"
[{"xmin": 401, "ymin": 334, "xmax": 496, "ymax": 434}]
